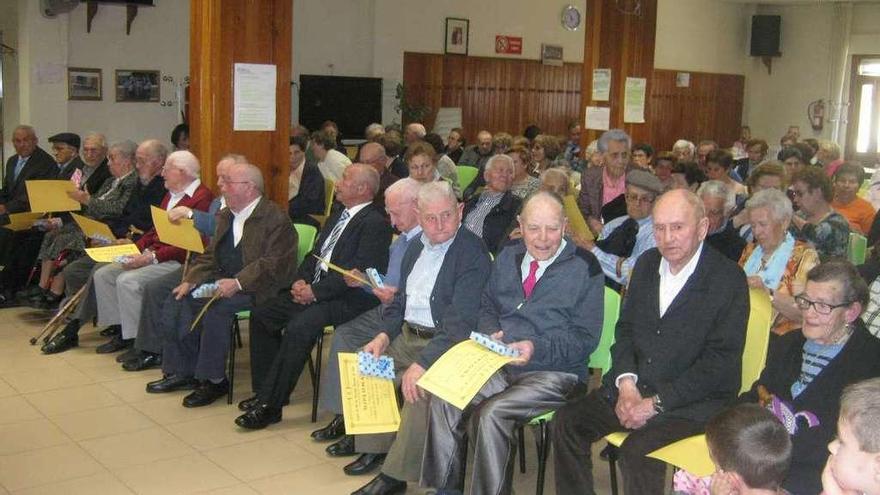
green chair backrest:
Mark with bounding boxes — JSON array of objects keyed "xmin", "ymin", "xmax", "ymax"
[
  {"xmin": 588, "ymin": 287, "xmax": 621, "ymax": 377},
  {"xmin": 456, "ymin": 165, "xmax": 479, "ymax": 192},
  {"xmin": 849, "ymin": 232, "xmax": 868, "ymax": 265},
  {"xmin": 293, "ymin": 223, "xmax": 318, "ymax": 266}
]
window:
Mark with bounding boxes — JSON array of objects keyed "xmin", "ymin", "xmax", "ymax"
[{"xmin": 847, "ymin": 55, "xmax": 880, "ymax": 166}]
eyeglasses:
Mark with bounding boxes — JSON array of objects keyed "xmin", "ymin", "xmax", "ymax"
[
  {"xmin": 790, "ymin": 189, "xmax": 807, "ymax": 198},
  {"xmin": 794, "ymin": 295, "xmax": 851, "ymax": 315},
  {"xmin": 625, "ymin": 193, "xmax": 654, "ymax": 205}
]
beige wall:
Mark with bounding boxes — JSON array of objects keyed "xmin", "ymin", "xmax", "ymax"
[{"xmin": 0, "ymin": 0, "xmax": 20, "ymax": 162}]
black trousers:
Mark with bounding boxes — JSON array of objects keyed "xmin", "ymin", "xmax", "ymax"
[
  {"xmin": 551, "ymin": 384, "xmax": 704, "ymax": 495},
  {"xmin": 0, "ymin": 228, "xmax": 45, "ymax": 292},
  {"xmin": 248, "ymin": 290, "xmax": 377, "ymax": 406}
]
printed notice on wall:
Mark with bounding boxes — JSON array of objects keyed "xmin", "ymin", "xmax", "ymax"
[
  {"xmin": 623, "ymin": 77, "xmax": 646, "ymax": 123},
  {"xmin": 233, "ymin": 63, "xmax": 277, "ymax": 131},
  {"xmin": 585, "ymin": 106, "xmax": 610, "ymax": 131},
  {"xmin": 592, "ymin": 69, "xmax": 611, "ymax": 101}
]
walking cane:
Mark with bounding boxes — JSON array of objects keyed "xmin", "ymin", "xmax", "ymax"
[{"xmin": 29, "ymin": 284, "xmax": 87, "ymax": 345}]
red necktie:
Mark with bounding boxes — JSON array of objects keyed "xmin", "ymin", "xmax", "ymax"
[{"xmin": 523, "ymin": 260, "xmax": 540, "ymax": 299}]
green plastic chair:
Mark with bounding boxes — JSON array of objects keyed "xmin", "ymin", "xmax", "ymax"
[
  {"xmin": 456, "ymin": 165, "xmax": 480, "ymax": 192},
  {"xmin": 848, "ymin": 232, "xmax": 868, "ymax": 265},
  {"xmin": 293, "ymin": 223, "xmax": 318, "ymax": 266},
  {"xmin": 522, "ymin": 287, "xmax": 622, "ymax": 494}
]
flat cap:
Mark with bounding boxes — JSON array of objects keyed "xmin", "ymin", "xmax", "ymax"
[
  {"xmin": 626, "ymin": 169, "xmax": 664, "ymax": 195},
  {"xmin": 48, "ymin": 132, "xmax": 81, "ymax": 149}
]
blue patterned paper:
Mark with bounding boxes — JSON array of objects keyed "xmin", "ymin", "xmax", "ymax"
[
  {"xmin": 357, "ymin": 351, "xmax": 395, "ymax": 380},
  {"xmin": 90, "ymin": 234, "xmax": 112, "ymax": 245},
  {"xmin": 191, "ymin": 282, "xmax": 220, "ymax": 298},
  {"xmin": 113, "ymin": 255, "xmax": 135, "ymax": 264},
  {"xmin": 470, "ymin": 332, "xmax": 521, "ymax": 358}
]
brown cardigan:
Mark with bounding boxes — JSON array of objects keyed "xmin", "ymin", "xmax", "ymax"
[{"xmin": 185, "ymin": 196, "xmax": 298, "ymax": 305}]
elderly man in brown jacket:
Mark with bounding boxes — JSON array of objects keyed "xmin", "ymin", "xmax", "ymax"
[{"xmin": 147, "ymin": 161, "xmax": 298, "ymax": 408}]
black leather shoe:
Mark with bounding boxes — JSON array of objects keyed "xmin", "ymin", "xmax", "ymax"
[
  {"xmin": 146, "ymin": 375, "xmax": 198, "ymax": 393},
  {"xmin": 122, "ymin": 352, "xmax": 162, "ymax": 371},
  {"xmin": 182, "ymin": 380, "xmax": 228, "ymax": 407},
  {"xmin": 344, "ymin": 453, "xmax": 386, "ymax": 476},
  {"xmin": 312, "ymin": 414, "xmax": 346, "ymax": 441},
  {"xmin": 96, "ymin": 335, "xmax": 133, "ymax": 354},
  {"xmin": 237, "ymin": 396, "xmax": 260, "ymax": 412},
  {"xmin": 115, "ymin": 347, "xmax": 139, "ymax": 363},
  {"xmin": 99, "ymin": 325, "xmax": 121, "ymax": 337},
  {"xmin": 41, "ymin": 331, "xmax": 78, "ymax": 354},
  {"xmin": 326, "ymin": 435, "xmax": 356, "ymax": 457},
  {"xmin": 235, "ymin": 405, "xmax": 282, "ymax": 429},
  {"xmin": 351, "ymin": 473, "xmax": 406, "ymax": 494}
]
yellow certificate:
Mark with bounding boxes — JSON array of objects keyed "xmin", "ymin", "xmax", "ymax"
[
  {"xmin": 25, "ymin": 180, "xmax": 80, "ymax": 212},
  {"xmin": 70, "ymin": 213, "xmax": 115, "ymax": 241},
  {"xmin": 338, "ymin": 353, "xmax": 401, "ymax": 434},
  {"xmin": 564, "ymin": 195, "xmax": 593, "ymax": 242},
  {"xmin": 85, "ymin": 243, "xmax": 141, "ymax": 262},
  {"xmin": 150, "ymin": 205, "xmax": 205, "ymax": 253},
  {"xmin": 417, "ymin": 340, "xmax": 514, "ymax": 410},
  {"xmin": 647, "ymin": 434, "xmax": 713, "ymax": 477},
  {"xmin": 5, "ymin": 212, "xmax": 43, "ymax": 231}
]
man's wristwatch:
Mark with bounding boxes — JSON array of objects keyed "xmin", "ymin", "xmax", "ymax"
[{"xmin": 651, "ymin": 394, "xmax": 664, "ymax": 413}]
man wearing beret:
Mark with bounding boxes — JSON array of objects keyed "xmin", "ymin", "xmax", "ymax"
[
  {"xmin": 48, "ymin": 132, "xmax": 85, "ymax": 180},
  {"xmin": 578, "ymin": 169, "xmax": 663, "ymax": 290}
]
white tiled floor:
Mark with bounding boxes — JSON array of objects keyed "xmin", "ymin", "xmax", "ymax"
[{"xmin": 0, "ymin": 307, "xmax": 622, "ymax": 494}]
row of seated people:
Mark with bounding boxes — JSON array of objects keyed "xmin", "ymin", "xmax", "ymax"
[{"xmin": 7, "ymin": 121, "xmax": 880, "ymax": 495}]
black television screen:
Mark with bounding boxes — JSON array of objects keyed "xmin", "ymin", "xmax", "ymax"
[{"xmin": 299, "ymin": 75, "xmax": 382, "ymax": 141}]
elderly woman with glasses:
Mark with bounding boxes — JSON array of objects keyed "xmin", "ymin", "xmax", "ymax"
[
  {"xmin": 739, "ymin": 188, "xmax": 819, "ymax": 335},
  {"xmin": 789, "ymin": 167, "xmax": 850, "ymax": 259},
  {"xmin": 738, "ymin": 260, "xmax": 880, "ymax": 495}
]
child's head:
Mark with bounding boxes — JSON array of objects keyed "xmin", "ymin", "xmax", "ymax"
[
  {"xmin": 827, "ymin": 377, "xmax": 880, "ymax": 494},
  {"xmin": 705, "ymin": 404, "xmax": 792, "ymax": 491}
]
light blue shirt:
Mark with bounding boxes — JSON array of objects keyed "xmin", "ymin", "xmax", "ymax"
[
  {"xmin": 591, "ymin": 215, "xmax": 656, "ymax": 285},
  {"xmin": 520, "ymin": 239, "xmax": 567, "ymax": 283},
  {"xmin": 404, "ymin": 232, "xmax": 456, "ymax": 328}
]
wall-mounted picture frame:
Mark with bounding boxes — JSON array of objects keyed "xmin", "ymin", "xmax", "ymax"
[
  {"xmin": 445, "ymin": 18, "xmax": 469, "ymax": 56},
  {"xmin": 115, "ymin": 69, "xmax": 160, "ymax": 102},
  {"xmin": 67, "ymin": 67, "xmax": 102, "ymax": 101}
]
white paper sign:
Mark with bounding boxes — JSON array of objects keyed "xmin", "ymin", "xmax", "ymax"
[
  {"xmin": 592, "ymin": 68, "xmax": 611, "ymax": 101},
  {"xmin": 233, "ymin": 63, "xmax": 277, "ymax": 131},
  {"xmin": 585, "ymin": 106, "xmax": 611, "ymax": 131},
  {"xmin": 623, "ymin": 77, "xmax": 646, "ymax": 124}
]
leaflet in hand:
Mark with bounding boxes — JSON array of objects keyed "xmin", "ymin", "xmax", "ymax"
[
  {"xmin": 191, "ymin": 282, "xmax": 219, "ymax": 299},
  {"xmin": 357, "ymin": 351, "xmax": 395, "ymax": 380},
  {"xmin": 469, "ymin": 332, "xmax": 521, "ymax": 358}
]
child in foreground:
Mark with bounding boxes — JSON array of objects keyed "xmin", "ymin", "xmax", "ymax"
[{"xmin": 821, "ymin": 377, "xmax": 880, "ymax": 495}]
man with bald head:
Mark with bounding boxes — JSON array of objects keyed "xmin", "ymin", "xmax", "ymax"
[
  {"xmin": 552, "ymin": 189, "xmax": 749, "ymax": 494},
  {"xmin": 359, "ymin": 141, "xmax": 400, "ymax": 209},
  {"xmin": 148, "ymin": 162, "xmax": 298, "ymax": 407},
  {"xmin": 420, "ymin": 191, "xmax": 605, "ymax": 495},
  {"xmin": 233, "ymin": 163, "xmax": 391, "ymax": 423}
]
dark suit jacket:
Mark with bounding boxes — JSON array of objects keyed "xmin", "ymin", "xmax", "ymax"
[
  {"xmin": 389, "ymin": 156, "xmax": 408, "ymax": 179},
  {"xmin": 604, "ymin": 245, "xmax": 749, "ymax": 422},
  {"xmin": 109, "ymin": 175, "xmax": 166, "ymax": 238},
  {"xmin": 187, "ymin": 197, "xmax": 298, "ymax": 306},
  {"xmin": 382, "ymin": 226, "xmax": 492, "ymax": 368},
  {"xmin": 706, "ymin": 220, "xmax": 747, "ymax": 262},
  {"xmin": 1, "ymin": 146, "xmax": 58, "ymax": 213},
  {"xmin": 57, "ymin": 156, "xmax": 84, "ymax": 181},
  {"xmin": 135, "ymin": 183, "xmax": 214, "ymax": 263},
  {"xmin": 739, "ymin": 322, "xmax": 880, "ymax": 495},
  {"xmin": 577, "ymin": 165, "xmax": 633, "ymax": 226},
  {"xmin": 288, "ymin": 160, "xmax": 325, "ymax": 227},
  {"xmin": 299, "ymin": 202, "xmax": 391, "ymax": 306},
  {"xmin": 81, "ymin": 159, "xmax": 111, "ymax": 196},
  {"xmin": 463, "ymin": 191, "xmax": 521, "ymax": 254}
]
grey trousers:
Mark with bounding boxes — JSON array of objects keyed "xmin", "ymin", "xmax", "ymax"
[
  {"xmin": 135, "ymin": 266, "xmax": 184, "ymax": 354},
  {"xmin": 318, "ymin": 305, "xmax": 385, "ymax": 415},
  {"xmin": 354, "ymin": 327, "xmax": 430, "ymax": 482},
  {"xmin": 61, "ymin": 256, "xmax": 102, "ymax": 324},
  {"xmin": 93, "ymin": 261, "xmax": 181, "ymax": 340},
  {"xmin": 421, "ymin": 370, "xmax": 579, "ymax": 495}
]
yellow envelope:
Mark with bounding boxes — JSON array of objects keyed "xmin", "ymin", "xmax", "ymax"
[
  {"xmin": 70, "ymin": 213, "xmax": 115, "ymax": 241},
  {"xmin": 25, "ymin": 180, "xmax": 81, "ymax": 213},
  {"xmin": 646, "ymin": 434, "xmax": 714, "ymax": 477},
  {"xmin": 417, "ymin": 340, "xmax": 514, "ymax": 410},
  {"xmin": 338, "ymin": 353, "xmax": 401, "ymax": 435},
  {"xmin": 85, "ymin": 243, "xmax": 141, "ymax": 262},
  {"xmin": 150, "ymin": 205, "xmax": 205, "ymax": 253},
  {"xmin": 564, "ymin": 195, "xmax": 593, "ymax": 242},
  {"xmin": 5, "ymin": 212, "xmax": 43, "ymax": 231}
]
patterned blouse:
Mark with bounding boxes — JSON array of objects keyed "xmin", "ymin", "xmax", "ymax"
[{"xmin": 793, "ymin": 211, "xmax": 850, "ymax": 260}]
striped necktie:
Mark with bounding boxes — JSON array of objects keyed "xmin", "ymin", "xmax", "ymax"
[{"xmin": 313, "ymin": 209, "xmax": 351, "ymax": 283}]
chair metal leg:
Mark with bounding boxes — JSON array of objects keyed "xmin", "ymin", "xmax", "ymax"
[
  {"xmin": 311, "ymin": 333, "xmax": 324, "ymax": 423},
  {"xmin": 608, "ymin": 444, "xmax": 619, "ymax": 495},
  {"xmin": 518, "ymin": 425, "xmax": 526, "ymax": 474},
  {"xmin": 227, "ymin": 318, "xmax": 239, "ymax": 405},
  {"xmin": 535, "ymin": 420, "xmax": 550, "ymax": 495}
]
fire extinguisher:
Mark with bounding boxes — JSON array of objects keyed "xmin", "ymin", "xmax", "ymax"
[{"xmin": 808, "ymin": 99, "xmax": 825, "ymax": 131}]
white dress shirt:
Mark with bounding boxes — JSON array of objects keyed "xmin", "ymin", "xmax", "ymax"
[
  {"xmin": 318, "ymin": 149, "xmax": 352, "ymax": 183},
  {"xmin": 520, "ymin": 239, "xmax": 567, "ymax": 284},
  {"xmin": 404, "ymin": 232, "xmax": 456, "ymax": 328},
  {"xmin": 168, "ymin": 178, "xmax": 201, "ymax": 210},
  {"xmin": 230, "ymin": 196, "xmax": 261, "ymax": 247}
]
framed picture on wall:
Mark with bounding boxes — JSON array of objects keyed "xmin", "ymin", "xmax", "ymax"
[
  {"xmin": 115, "ymin": 69, "xmax": 160, "ymax": 102},
  {"xmin": 445, "ymin": 18, "xmax": 469, "ymax": 56},
  {"xmin": 67, "ymin": 67, "xmax": 102, "ymax": 101}
]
